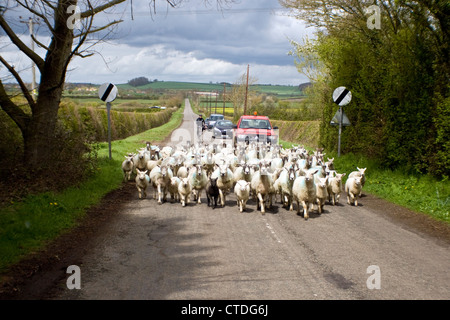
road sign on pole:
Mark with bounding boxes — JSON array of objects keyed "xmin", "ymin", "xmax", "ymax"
[
  {"xmin": 332, "ymin": 86, "xmax": 352, "ymax": 157},
  {"xmin": 333, "ymin": 86, "xmax": 352, "ymax": 106},
  {"xmin": 98, "ymin": 83, "xmax": 118, "ymax": 160}
]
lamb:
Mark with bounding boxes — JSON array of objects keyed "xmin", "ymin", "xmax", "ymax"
[
  {"xmin": 188, "ymin": 164, "xmax": 208, "ymax": 204},
  {"xmin": 348, "ymin": 167, "xmax": 366, "ymax": 196},
  {"xmin": 205, "ymin": 177, "xmax": 219, "ymax": 209},
  {"xmin": 211, "ymin": 162, "xmax": 234, "ymax": 207},
  {"xmin": 345, "ymin": 176, "xmax": 363, "ymax": 206},
  {"xmin": 133, "ymin": 148, "xmax": 150, "ymax": 173},
  {"xmin": 135, "ymin": 169, "xmax": 150, "ymax": 199},
  {"xmin": 122, "ymin": 154, "xmax": 134, "ymax": 182},
  {"xmin": 178, "ymin": 177, "xmax": 192, "ymax": 207},
  {"xmin": 150, "ymin": 165, "xmax": 173, "ymax": 204},
  {"xmin": 250, "ymin": 160, "xmax": 273, "ymax": 214},
  {"xmin": 234, "ymin": 180, "xmax": 251, "ymax": 213},
  {"xmin": 146, "ymin": 158, "xmax": 162, "ymax": 173},
  {"xmin": 327, "ymin": 172, "xmax": 346, "ymax": 205},
  {"xmin": 232, "ymin": 162, "xmax": 252, "ymax": 185},
  {"xmin": 278, "ymin": 166, "xmax": 297, "ymax": 211},
  {"xmin": 168, "ymin": 176, "xmax": 181, "ymax": 202},
  {"xmin": 315, "ymin": 176, "xmax": 328, "ymax": 214},
  {"xmin": 292, "ymin": 169, "xmax": 318, "ymax": 220}
]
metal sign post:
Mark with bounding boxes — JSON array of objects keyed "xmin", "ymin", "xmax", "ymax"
[
  {"xmin": 332, "ymin": 86, "xmax": 352, "ymax": 157},
  {"xmin": 98, "ymin": 83, "xmax": 118, "ymax": 160}
]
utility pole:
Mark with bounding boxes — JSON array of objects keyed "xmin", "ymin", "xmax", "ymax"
[
  {"xmin": 243, "ymin": 64, "xmax": 249, "ymax": 115},
  {"xmin": 20, "ymin": 16, "xmax": 39, "ymax": 99},
  {"xmin": 223, "ymin": 82, "xmax": 226, "ymax": 116}
]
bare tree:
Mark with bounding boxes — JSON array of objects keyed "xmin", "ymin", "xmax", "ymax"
[{"xmin": 0, "ymin": 0, "xmax": 236, "ymax": 169}]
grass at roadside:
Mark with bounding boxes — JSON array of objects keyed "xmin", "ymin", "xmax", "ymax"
[
  {"xmin": 280, "ymin": 139, "xmax": 449, "ymax": 223},
  {"xmin": 0, "ymin": 104, "xmax": 185, "ymax": 275}
]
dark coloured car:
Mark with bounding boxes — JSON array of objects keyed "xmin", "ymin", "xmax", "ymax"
[
  {"xmin": 212, "ymin": 120, "xmax": 234, "ymax": 140},
  {"xmin": 207, "ymin": 114, "xmax": 225, "ymax": 129}
]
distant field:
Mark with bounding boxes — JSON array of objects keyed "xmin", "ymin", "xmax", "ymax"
[{"xmin": 116, "ymin": 81, "xmax": 305, "ymax": 98}]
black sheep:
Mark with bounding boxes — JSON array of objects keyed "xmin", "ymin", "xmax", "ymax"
[{"xmin": 206, "ymin": 177, "xmax": 219, "ymax": 209}]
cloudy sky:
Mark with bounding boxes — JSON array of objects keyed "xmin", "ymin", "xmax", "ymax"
[{"xmin": 1, "ymin": 0, "xmax": 316, "ymax": 86}]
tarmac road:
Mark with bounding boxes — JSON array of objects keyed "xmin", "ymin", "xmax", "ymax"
[{"xmin": 54, "ymin": 99, "xmax": 449, "ymax": 300}]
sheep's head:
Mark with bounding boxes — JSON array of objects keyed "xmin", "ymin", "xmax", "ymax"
[
  {"xmin": 161, "ymin": 166, "xmax": 168, "ymax": 177},
  {"xmin": 136, "ymin": 169, "xmax": 148, "ymax": 181},
  {"xmin": 209, "ymin": 177, "xmax": 218, "ymax": 188},
  {"xmin": 288, "ymin": 167, "xmax": 296, "ymax": 181},
  {"xmin": 259, "ymin": 160, "xmax": 270, "ymax": 176},
  {"xmin": 353, "ymin": 176, "xmax": 362, "ymax": 186},
  {"xmin": 137, "ymin": 149, "xmax": 146, "ymax": 159},
  {"xmin": 318, "ymin": 177, "xmax": 328, "ymax": 188},
  {"xmin": 181, "ymin": 178, "xmax": 189, "ymax": 187},
  {"xmin": 357, "ymin": 167, "xmax": 367, "ymax": 176},
  {"xmin": 305, "ymin": 169, "xmax": 318, "ymax": 182},
  {"xmin": 335, "ymin": 173, "xmax": 345, "ymax": 182}
]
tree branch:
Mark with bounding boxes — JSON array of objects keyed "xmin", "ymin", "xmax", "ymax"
[
  {"xmin": 0, "ymin": 79, "xmax": 31, "ymax": 133},
  {"xmin": 0, "ymin": 15, "xmax": 45, "ymax": 71},
  {"xmin": 80, "ymin": 0, "xmax": 127, "ymax": 18},
  {"xmin": 0, "ymin": 55, "xmax": 36, "ymax": 110}
]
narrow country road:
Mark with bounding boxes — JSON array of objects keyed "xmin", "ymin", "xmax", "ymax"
[{"xmin": 49, "ymin": 99, "xmax": 449, "ymax": 300}]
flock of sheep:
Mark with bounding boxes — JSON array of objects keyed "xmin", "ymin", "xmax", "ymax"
[{"xmin": 122, "ymin": 141, "xmax": 366, "ymax": 220}]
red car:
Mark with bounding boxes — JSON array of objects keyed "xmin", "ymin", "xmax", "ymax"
[{"xmin": 233, "ymin": 115, "xmax": 279, "ymax": 147}]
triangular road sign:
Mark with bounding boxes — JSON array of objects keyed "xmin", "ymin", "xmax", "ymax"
[{"xmin": 330, "ymin": 109, "xmax": 351, "ymax": 126}]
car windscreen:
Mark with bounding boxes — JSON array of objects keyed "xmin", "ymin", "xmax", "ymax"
[
  {"xmin": 240, "ymin": 119, "xmax": 271, "ymax": 129},
  {"xmin": 210, "ymin": 115, "xmax": 224, "ymax": 121},
  {"xmin": 216, "ymin": 121, "xmax": 233, "ymax": 129}
]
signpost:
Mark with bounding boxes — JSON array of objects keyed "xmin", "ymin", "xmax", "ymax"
[
  {"xmin": 98, "ymin": 83, "xmax": 118, "ymax": 160},
  {"xmin": 332, "ymin": 86, "xmax": 352, "ymax": 157}
]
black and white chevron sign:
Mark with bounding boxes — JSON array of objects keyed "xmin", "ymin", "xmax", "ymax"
[{"xmin": 333, "ymin": 86, "xmax": 352, "ymax": 106}]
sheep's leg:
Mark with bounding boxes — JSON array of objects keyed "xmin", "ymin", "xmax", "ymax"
[
  {"xmin": 258, "ymin": 193, "xmax": 265, "ymax": 214},
  {"xmin": 137, "ymin": 186, "xmax": 142, "ymax": 199},
  {"xmin": 143, "ymin": 187, "xmax": 147, "ymax": 199},
  {"xmin": 219, "ymin": 189, "xmax": 225, "ymax": 207},
  {"xmin": 289, "ymin": 196, "xmax": 294, "ymax": 211},
  {"xmin": 157, "ymin": 185, "xmax": 162, "ymax": 204},
  {"xmin": 239, "ymin": 199, "xmax": 243, "ymax": 212},
  {"xmin": 302, "ymin": 201, "xmax": 309, "ymax": 220},
  {"xmin": 197, "ymin": 189, "xmax": 202, "ymax": 204},
  {"xmin": 354, "ymin": 193, "xmax": 358, "ymax": 207}
]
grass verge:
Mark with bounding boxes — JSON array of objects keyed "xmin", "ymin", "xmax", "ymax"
[{"xmin": 0, "ymin": 104, "xmax": 184, "ymax": 274}]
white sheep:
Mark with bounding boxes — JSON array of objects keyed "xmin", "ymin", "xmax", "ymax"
[
  {"xmin": 146, "ymin": 158, "xmax": 162, "ymax": 173},
  {"xmin": 135, "ymin": 169, "xmax": 150, "ymax": 199},
  {"xmin": 327, "ymin": 172, "xmax": 346, "ymax": 205},
  {"xmin": 150, "ymin": 165, "xmax": 173, "ymax": 204},
  {"xmin": 348, "ymin": 167, "xmax": 366, "ymax": 196},
  {"xmin": 178, "ymin": 177, "xmax": 192, "ymax": 207},
  {"xmin": 188, "ymin": 164, "xmax": 208, "ymax": 204},
  {"xmin": 315, "ymin": 176, "xmax": 328, "ymax": 214},
  {"xmin": 278, "ymin": 166, "xmax": 297, "ymax": 211},
  {"xmin": 250, "ymin": 160, "xmax": 273, "ymax": 214},
  {"xmin": 234, "ymin": 180, "xmax": 250, "ymax": 213},
  {"xmin": 168, "ymin": 176, "xmax": 181, "ymax": 202},
  {"xmin": 345, "ymin": 176, "xmax": 362, "ymax": 206},
  {"xmin": 122, "ymin": 154, "xmax": 134, "ymax": 182},
  {"xmin": 292, "ymin": 169, "xmax": 318, "ymax": 220},
  {"xmin": 133, "ymin": 148, "xmax": 150, "ymax": 173},
  {"xmin": 232, "ymin": 162, "xmax": 252, "ymax": 185},
  {"xmin": 211, "ymin": 161, "xmax": 234, "ymax": 207}
]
